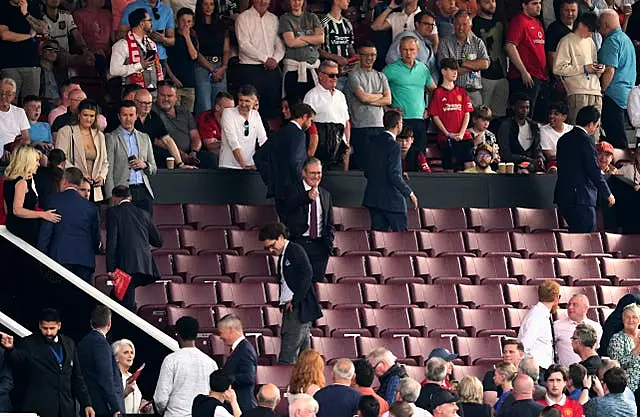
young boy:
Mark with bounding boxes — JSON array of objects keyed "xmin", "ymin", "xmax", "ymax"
[
  {"xmin": 23, "ymin": 96, "xmax": 53, "ymax": 150},
  {"xmin": 469, "ymin": 104, "xmax": 500, "ymax": 164},
  {"xmin": 428, "ymin": 58, "xmax": 474, "ymax": 171},
  {"xmin": 396, "ymin": 127, "xmax": 431, "ymax": 174},
  {"xmin": 540, "ymin": 102, "xmax": 572, "ymax": 171}
]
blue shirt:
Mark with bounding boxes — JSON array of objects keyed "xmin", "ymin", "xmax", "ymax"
[
  {"xmin": 598, "ymin": 28, "xmax": 636, "ymax": 109},
  {"xmin": 122, "ymin": 127, "xmax": 143, "ymax": 185},
  {"xmin": 120, "ymin": 0, "xmax": 174, "ymax": 60},
  {"xmin": 583, "ymin": 392, "xmax": 637, "ymax": 417},
  {"xmin": 29, "ymin": 122, "xmax": 53, "ymax": 143},
  {"xmin": 314, "ymin": 384, "xmax": 361, "ymax": 417}
]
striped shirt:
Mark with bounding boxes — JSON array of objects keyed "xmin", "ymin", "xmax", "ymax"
[{"xmin": 321, "ymin": 13, "xmax": 354, "ymax": 58}]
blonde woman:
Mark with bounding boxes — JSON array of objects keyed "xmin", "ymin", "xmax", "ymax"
[
  {"xmin": 607, "ymin": 303, "xmax": 640, "ymax": 399},
  {"xmin": 3, "ymin": 145, "xmax": 60, "ymax": 245},
  {"xmin": 112, "ymin": 339, "xmax": 153, "ymax": 414},
  {"xmin": 458, "ymin": 376, "xmax": 492, "ymax": 417},
  {"xmin": 492, "ymin": 362, "xmax": 517, "ymax": 413},
  {"xmin": 56, "ymin": 99, "xmax": 109, "ymax": 202},
  {"xmin": 288, "ymin": 349, "xmax": 326, "ymax": 396}
]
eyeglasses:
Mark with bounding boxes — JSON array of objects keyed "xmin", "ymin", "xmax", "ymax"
[
  {"xmin": 43, "ymin": 47, "xmax": 60, "ymax": 52},
  {"xmin": 264, "ymin": 241, "xmax": 277, "ymax": 251},
  {"xmin": 152, "ymin": 7, "xmax": 160, "ymax": 19},
  {"xmin": 244, "ymin": 120, "xmax": 249, "ymax": 136},
  {"xmin": 322, "ymin": 72, "xmax": 339, "ymax": 79},
  {"xmin": 478, "ymin": 153, "xmax": 492, "ymax": 159},
  {"xmin": 419, "ymin": 21, "xmax": 435, "ymax": 27}
]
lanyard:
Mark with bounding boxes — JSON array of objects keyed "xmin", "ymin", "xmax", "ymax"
[{"xmin": 48, "ymin": 344, "xmax": 64, "ymax": 369}]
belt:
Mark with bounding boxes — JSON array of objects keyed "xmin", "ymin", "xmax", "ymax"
[
  {"xmin": 205, "ymin": 56, "xmax": 221, "ymax": 63},
  {"xmin": 129, "ymin": 184, "xmax": 145, "ymax": 188},
  {"xmin": 465, "ymin": 87, "xmax": 481, "ymax": 92}
]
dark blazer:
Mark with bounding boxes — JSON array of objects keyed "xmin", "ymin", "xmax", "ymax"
[
  {"xmin": 281, "ymin": 241, "xmax": 323, "ymax": 323},
  {"xmin": 0, "ymin": 347, "xmax": 12, "ymax": 412},
  {"xmin": 363, "ymin": 132, "xmax": 413, "ymax": 213},
  {"xmin": 314, "ymin": 384, "xmax": 361, "ymax": 417},
  {"xmin": 283, "ymin": 181, "xmax": 334, "ymax": 250},
  {"xmin": 554, "ymin": 127, "xmax": 611, "ymax": 207},
  {"xmin": 37, "ymin": 189, "xmax": 101, "ymax": 269},
  {"xmin": 496, "ymin": 117, "xmax": 543, "ymax": 164},
  {"xmin": 105, "ymin": 201, "xmax": 163, "ymax": 276},
  {"xmin": 242, "ymin": 405, "xmax": 281, "ymax": 417},
  {"xmin": 77, "ymin": 330, "xmax": 125, "ymax": 416},
  {"xmin": 7, "ymin": 333, "xmax": 92, "ymax": 417},
  {"xmin": 222, "ymin": 338, "xmax": 258, "ymax": 413}
]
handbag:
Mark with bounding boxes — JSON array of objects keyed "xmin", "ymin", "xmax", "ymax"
[{"xmin": 112, "ymin": 268, "xmax": 132, "ymax": 301}]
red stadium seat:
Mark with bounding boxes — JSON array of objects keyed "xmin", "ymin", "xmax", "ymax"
[
  {"xmin": 454, "ymin": 336, "xmax": 503, "ymax": 365},
  {"xmin": 184, "ymin": 204, "xmax": 234, "ymax": 230},
  {"xmin": 214, "ymin": 306, "xmax": 271, "ymax": 335},
  {"xmin": 228, "ymin": 230, "xmax": 269, "ymax": 255},
  {"xmin": 414, "ymin": 257, "xmax": 469, "ymax": 284},
  {"xmin": 513, "ymin": 208, "xmax": 562, "ymax": 233},
  {"xmin": 258, "ymin": 335, "xmax": 282, "ymax": 365},
  {"xmin": 217, "ymin": 282, "xmax": 268, "ymax": 307},
  {"xmin": 409, "ymin": 307, "xmax": 465, "ymax": 337},
  {"xmin": 367, "ymin": 256, "xmax": 422, "ymax": 284},
  {"xmin": 462, "ymin": 256, "xmax": 517, "ymax": 285},
  {"xmin": 458, "ymin": 284, "xmax": 510, "ymax": 309},
  {"xmin": 467, "ymin": 208, "xmax": 515, "ymax": 232},
  {"xmin": 602, "ymin": 258, "xmax": 640, "ymax": 285},
  {"xmin": 153, "ymin": 229, "xmax": 190, "ymax": 255},
  {"xmin": 333, "ymin": 207, "xmax": 371, "ymax": 231},
  {"xmin": 173, "ymin": 255, "xmax": 229, "ymax": 283},
  {"xmin": 166, "ymin": 305, "xmax": 215, "ymax": 332},
  {"xmin": 179, "ymin": 229, "xmax": 235, "ymax": 256},
  {"xmin": 420, "ymin": 208, "xmax": 468, "ymax": 232},
  {"xmin": 603, "ymin": 233, "xmax": 640, "ymax": 258},
  {"xmin": 505, "ymin": 308, "xmax": 529, "ymax": 331},
  {"xmin": 314, "ymin": 282, "xmax": 367, "ymax": 309},
  {"xmin": 135, "ymin": 282, "xmax": 168, "ymax": 307},
  {"xmin": 458, "ymin": 308, "xmax": 516, "ymax": 337},
  {"xmin": 452, "ymin": 365, "xmax": 494, "ymax": 381},
  {"xmin": 315, "ymin": 309, "xmax": 370, "ymax": 337},
  {"xmin": 504, "ymin": 284, "xmax": 541, "ymax": 308},
  {"xmin": 557, "ymin": 232, "xmax": 611, "ymax": 258},
  {"xmin": 168, "ymin": 283, "xmax": 217, "ymax": 307},
  {"xmin": 356, "ymin": 336, "xmax": 410, "ymax": 364},
  {"xmin": 362, "ymin": 283, "xmax": 414, "ymax": 308},
  {"xmin": 508, "ymin": 257, "xmax": 557, "ymax": 284},
  {"xmin": 361, "ymin": 308, "xmax": 421, "ymax": 337},
  {"xmin": 153, "ymin": 204, "xmax": 185, "ymax": 229},
  {"xmin": 406, "ymin": 337, "xmax": 456, "ymax": 365},
  {"xmin": 598, "ymin": 286, "xmax": 640, "ymax": 308},
  {"xmin": 232, "ymin": 204, "xmax": 278, "ymax": 230},
  {"xmin": 511, "ymin": 232, "xmax": 565, "ymax": 258},
  {"xmin": 311, "ymin": 336, "xmax": 358, "ymax": 363},
  {"xmin": 263, "ymin": 307, "xmax": 283, "ymax": 336},
  {"xmin": 407, "ymin": 208, "xmax": 422, "ymax": 230},
  {"xmin": 222, "ymin": 255, "xmax": 273, "ymax": 282},
  {"xmin": 409, "ymin": 283, "xmax": 465, "ymax": 308},
  {"xmin": 465, "ymin": 232, "xmax": 520, "ymax": 258},
  {"xmin": 325, "ymin": 256, "xmax": 373, "ymax": 283},
  {"xmin": 256, "ymin": 365, "xmax": 293, "ymax": 389},
  {"xmin": 370, "ymin": 231, "xmax": 423, "ymax": 256},
  {"xmin": 208, "ymin": 334, "xmax": 231, "ymax": 365},
  {"xmin": 417, "ymin": 231, "xmax": 471, "ymax": 257},
  {"xmin": 264, "ymin": 283, "xmax": 280, "ymax": 307},
  {"xmin": 555, "ymin": 258, "xmax": 606, "ymax": 285},
  {"xmin": 332, "ymin": 230, "xmax": 379, "ymax": 256}
]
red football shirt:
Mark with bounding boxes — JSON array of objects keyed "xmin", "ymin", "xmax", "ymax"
[
  {"xmin": 506, "ymin": 13, "xmax": 547, "ymax": 81},
  {"xmin": 536, "ymin": 396, "xmax": 583, "ymax": 417},
  {"xmin": 428, "ymin": 85, "xmax": 474, "ymax": 144},
  {"xmin": 195, "ymin": 111, "xmax": 222, "ymax": 145}
]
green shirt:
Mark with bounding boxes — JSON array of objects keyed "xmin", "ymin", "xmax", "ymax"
[{"xmin": 382, "ymin": 59, "xmax": 433, "ymax": 119}]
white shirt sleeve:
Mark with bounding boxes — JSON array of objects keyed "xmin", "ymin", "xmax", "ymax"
[
  {"xmin": 221, "ymin": 109, "xmax": 241, "ymax": 152},
  {"xmin": 109, "ymin": 39, "xmax": 144, "ymax": 78},
  {"xmin": 628, "ymin": 87, "xmax": 640, "ymax": 129},
  {"xmin": 153, "ymin": 356, "xmax": 175, "ymax": 414},
  {"xmin": 16, "ymin": 107, "xmax": 30, "ymax": 132}
]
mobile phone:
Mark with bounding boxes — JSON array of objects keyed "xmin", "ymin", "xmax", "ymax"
[
  {"xmin": 145, "ymin": 49, "xmax": 156, "ymax": 60},
  {"xmin": 128, "ymin": 155, "xmax": 136, "ymax": 162}
]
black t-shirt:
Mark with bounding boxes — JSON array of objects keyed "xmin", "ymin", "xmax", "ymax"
[
  {"xmin": 167, "ymin": 33, "xmax": 198, "ymax": 88},
  {"xmin": 482, "ymin": 369, "xmax": 504, "ymax": 396},
  {"xmin": 545, "ymin": 21, "xmax": 572, "ymax": 52},
  {"xmin": 195, "ymin": 21, "xmax": 226, "ymax": 58},
  {"xmin": 0, "ymin": 1, "xmax": 40, "ymax": 69},
  {"xmin": 51, "ymin": 111, "xmax": 72, "ymax": 133},
  {"xmin": 472, "ymin": 16, "xmax": 507, "ymax": 80},
  {"xmin": 192, "ymin": 394, "xmax": 223, "ymax": 417},
  {"xmin": 580, "ymin": 355, "xmax": 603, "ymax": 375},
  {"xmin": 135, "ymin": 110, "xmax": 169, "ymax": 141}
]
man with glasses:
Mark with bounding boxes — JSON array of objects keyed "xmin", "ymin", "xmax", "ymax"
[
  {"xmin": 154, "ymin": 81, "xmax": 216, "ymax": 168},
  {"xmin": 554, "ymin": 294, "xmax": 602, "ymax": 367},
  {"xmin": 303, "ymin": 60, "xmax": 350, "ymax": 170},
  {"xmin": 219, "ymin": 84, "xmax": 268, "ymax": 170},
  {"xmin": 386, "ymin": 11, "xmax": 439, "ymax": 82},
  {"xmin": 464, "ymin": 143, "xmax": 495, "ymax": 173},
  {"xmin": 572, "ymin": 323, "xmax": 602, "ymax": 376},
  {"xmin": 0, "ymin": 78, "xmax": 30, "ymax": 154}
]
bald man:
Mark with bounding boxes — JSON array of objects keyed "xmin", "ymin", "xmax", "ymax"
[
  {"xmin": 497, "ymin": 375, "xmax": 544, "ymax": 417},
  {"xmin": 315, "ymin": 359, "xmax": 362, "ymax": 417},
  {"xmin": 598, "ymin": 9, "xmax": 636, "ymax": 149},
  {"xmin": 242, "ymin": 384, "xmax": 281, "ymax": 417},
  {"xmin": 554, "ymin": 294, "xmax": 603, "ymax": 367}
]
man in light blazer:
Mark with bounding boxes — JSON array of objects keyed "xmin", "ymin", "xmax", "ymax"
[{"xmin": 105, "ymin": 100, "xmax": 157, "ymax": 214}]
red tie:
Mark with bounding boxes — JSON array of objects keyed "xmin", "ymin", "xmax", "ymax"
[{"xmin": 310, "ymin": 198, "xmax": 318, "ymax": 239}]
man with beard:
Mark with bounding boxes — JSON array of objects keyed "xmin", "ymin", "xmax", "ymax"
[
  {"xmin": 464, "ymin": 143, "xmax": 495, "ymax": 173},
  {"xmin": 518, "ymin": 280, "xmax": 560, "ymax": 381},
  {"xmin": 0, "ymin": 309, "xmax": 95, "ymax": 417}
]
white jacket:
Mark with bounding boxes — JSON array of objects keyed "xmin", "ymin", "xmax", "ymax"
[{"xmin": 627, "ymin": 85, "xmax": 640, "ymax": 138}]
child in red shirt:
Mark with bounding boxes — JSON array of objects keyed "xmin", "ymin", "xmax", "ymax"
[{"xmin": 428, "ymin": 58, "xmax": 474, "ymax": 172}]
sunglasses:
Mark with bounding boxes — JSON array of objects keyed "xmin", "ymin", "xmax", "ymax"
[
  {"xmin": 44, "ymin": 47, "xmax": 60, "ymax": 52},
  {"xmin": 152, "ymin": 6, "xmax": 160, "ymax": 20},
  {"xmin": 322, "ymin": 72, "xmax": 339, "ymax": 79},
  {"xmin": 244, "ymin": 120, "xmax": 249, "ymax": 136}
]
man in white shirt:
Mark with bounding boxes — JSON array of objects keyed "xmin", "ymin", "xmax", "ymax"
[
  {"xmin": 304, "ymin": 60, "xmax": 350, "ymax": 170},
  {"xmin": 540, "ymin": 102, "xmax": 573, "ymax": 168},
  {"xmin": 518, "ymin": 279, "xmax": 561, "ymax": 378},
  {"xmin": 0, "ymin": 78, "xmax": 30, "ymax": 152},
  {"xmin": 235, "ymin": 0, "xmax": 285, "ymax": 119},
  {"xmin": 219, "ymin": 85, "xmax": 268, "ymax": 170},
  {"xmin": 154, "ymin": 316, "xmax": 219, "ymax": 417},
  {"xmin": 372, "ymin": 0, "xmax": 423, "ymax": 40},
  {"xmin": 382, "ymin": 377, "xmax": 433, "ymax": 417},
  {"xmin": 554, "ymin": 294, "xmax": 602, "ymax": 367}
]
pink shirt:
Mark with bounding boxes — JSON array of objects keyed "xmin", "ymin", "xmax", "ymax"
[{"xmin": 73, "ymin": 8, "xmax": 112, "ymax": 52}]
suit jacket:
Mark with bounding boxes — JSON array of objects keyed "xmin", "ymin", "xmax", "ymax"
[
  {"xmin": 362, "ymin": 132, "xmax": 413, "ymax": 213},
  {"xmin": 222, "ymin": 338, "xmax": 258, "ymax": 413},
  {"xmin": 283, "ymin": 181, "xmax": 334, "ymax": 250},
  {"xmin": 281, "ymin": 241, "xmax": 323, "ymax": 323},
  {"xmin": 104, "ymin": 127, "xmax": 157, "ymax": 200},
  {"xmin": 77, "ymin": 330, "xmax": 125, "ymax": 415},
  {"xmin": 56, "ymin": 125, "xmax": 110, "ymax": 201},
  {"xmin": 0, "ymin": 347, "xmax": 12, "ymax": 412},
  {"xmin": 106, "ymin": 201, "xmax": 163, "ymax": 276},
  {"xmin": 554, "ymin": 127, "xmax": 611, "ymax": 207},
  {"xmin": 37, "ymin": 189, "xmax": 101, "ymax": 269},
  {"xmin": 8, "ymin": 333, "xmax": 92, "ymax": 417},
  {"xmin": 242, "ymin": 405, "xmax": 281, "ymax": 417}
]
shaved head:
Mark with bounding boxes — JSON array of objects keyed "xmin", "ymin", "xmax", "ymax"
[
  {"xmin": 257, "ymin": 384, "xmax": 281, "ymax": 409},
  {"xmin": 599, "ymin": 9, "xmax": 620, "ymax": 34},
  {"xmin": 513, "ymin": 374, "xmax": 534, "ymax": 399}
]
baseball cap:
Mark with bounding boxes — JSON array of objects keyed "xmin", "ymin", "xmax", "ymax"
[
  {"xmin": 428, "ymin": 347, "xmax": 458, "ymax": 361},
  {"xmin": 430, "ymin": 390, "xmax": 459, "ymax": 409},
  {"xmin": 596, "ymin": 141, "xmax": 614, "ymax": 155}
]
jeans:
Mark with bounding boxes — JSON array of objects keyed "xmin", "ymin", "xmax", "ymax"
[
  {"xmin": 278, "ymin": 306, "xmax": 311, "ymax": 364},
  {"xmin": 195, "ymin": 63, "xmax": 227, "ymax": 115}
]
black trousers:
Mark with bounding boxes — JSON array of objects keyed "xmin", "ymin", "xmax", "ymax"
[
  {"xmin": 350, "ymin": 127, "xmax": 383, "ymax": 170},
  {"xmin": 369, "ymin": 207, "xmax": 408, "ymax": 232},
  {"xmin": 235, "ymin": 64, "xmax": 283, "ymax": 119},
  {"xmin": 129, "ymin": 184, "xmax": 153, "ymax": 215},
  {"xmin": 558, "ymin": 204, "xmax": 596, "ymax": 233},
  {"xmin": 509, "ymin": 77, "xmax": 545, "ymax": 121},
  {"xmin": 64, "ymin": 264, "xmax": 94, "ymax": 283},
  {"xmin": 404, "ymin": 119, "xmax": 428, "ymax": 154},
  {"xmin": 293, "ymin": 237, "xmax": 330, "ymax": 283},
  {"xmin": 284, "ymin": 70, "xmax": 315, "ymax": 104},
  {"xmin": 602, "ymin": 95, "xmax": 629, "ymax": 149}
]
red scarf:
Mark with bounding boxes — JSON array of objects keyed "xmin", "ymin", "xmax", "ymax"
[{"xmin": 125, "ymin": 30, "xmax": 163, "ymax": 88}]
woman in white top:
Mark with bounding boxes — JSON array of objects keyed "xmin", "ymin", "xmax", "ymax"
[
  {"xmin": 112, "ymin": 339, "xmax": 153, "ymax": 414},
  {"xmin": 617, "ymin": 149, "xmax": 640, "ymax": 191}
]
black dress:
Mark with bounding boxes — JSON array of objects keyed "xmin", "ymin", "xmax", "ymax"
[{"xmin": 4, "ymin": 176, "xmax": 40, "ymax": 245}]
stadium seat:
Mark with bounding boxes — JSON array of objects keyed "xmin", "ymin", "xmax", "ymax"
[
  {"xmin": 508, "ymin": 257, "xmax": 557, "ymax": 284},
  {"xmin": 184, "ymin": 204, "xmax": 234, "ymax": 230},
  {"xmin": 465, "ymin": 232, "xmax": 520, "ymax": 258},
  {"xmin": 361, "ymin": 308, "xmax": 421, "ymax": 337},
  {"xmin": 314, "ymin": 282, "xmax": 367, "ymax": 309},
  {"xmin": 420, "ymin": 208, "xmax": 468, "ymax": 232},
  {"xmin": 263, "ymin": 307, "xmax": 283, "ymax": 336},
  {"xmin": 214, "ymin": 306, "xmax": 271, "ymax": 335},
  {"xmin": 362, "ymin": 283, "xmax": 414, "ymax": 308},
  {"xmin": 404, "ymin": 365, "xmax": 428, "ymax": 381},
  {"xmin": 166, "ymin": 305, "xmax": 215, "ymax": 332},
  {"xmin": 208, "ymin": 334, "xmax": 231, "ymax": 365},
  {"xmin": 603, "ymin": 233, "xmax": 640, "ymax": 258},
  {"xmin": 413, "ymin": 257, "xmax": 468, "ymax": 284},
  {"xmin": 462, "ymin": 256, "xmax": 517, "ymax": 285},
  {"xmin": 513, "ymin": 207, "xmax": 562, "ymax": 233},
  {"xmin": 601, "ymin": 258, "xmax": 640, "ymax": 285},
  {"xmin": 232, "ymin": 204, "xmax": 278, "ymax": 230},
  {"xmin": 504, "ymin": 284, "xmax": 541, "ymax": 308},
  {"xmin": 600, "ymin": 308, "xmax": 614, "ymax": 323},
  {"xmin": 264, "ymin": 282, "xmax": 280, "ymax": 307},
  {"xmin": 467, "ymin": 208, "xmax": 515, "ymax": 232},
  {"xmin": 598, "ymin": 286, "xmax": 640, "ymax": 308},
  {"xmin": 367, "ymin": 256, "xmax": 422, "ymax": 284},
  {"xmin": 454, "ymin": 336, "xmax": 503, "ymax": 365},
  {"xmin": 153, "ymin": 229, "xmax": 190, "ymax": 255},
  {"xmin": 405, "ymin": 337, "xmax": 456, "ymax": 365},
  {"xmin": 370, "ymin": 231, "xmax": 423, "ymax": 256},
  {"xmin": 333, "ymin": 207, "xmax": 371, "ymax": 231},
  {"xmin": 417, "ymin": 232, "xmax": 471, "ymax": 257},
  {"xmin": 217, "ymin": 282, "xmax": 268, "ymax": 307},
  {"xmin": 458, "ymin": 284, "xmax": 510, "ymax": 309},
  {"xmin": 315, "ymin": 309, "xmax": 370, "ymax": 337},
  {"xmin": 153, "ymin": 204, "xmax": 186, "ymax": 229},
  {"xmin": 168, "ymin": 283, "xmax": 217, "ymax": 307},
  {"xmin": 311, "ymin": 336, "xmax": 358, "ymax": 363},
  {"xmin": 555, "ymin": 258, "xmax": 606, "ymax": 285},
  {"xmin": 409, "ymin": 307, "xmax": 465, "ymax": 337},
  {"xmin": 407, "ymin": 208, "xmax": 422, "ymax": 230},
  {"xmin": 325, "ymin": 256, "xmax": 373, "ymax": 283},
  {"xmin": 135, "ymin": 282, "xmax": 169, "ymax": 307},
  {"xmin": 357, "ymin": 336, "xmax": 413, "ymax": 364},
  {"xmin": 452, "ymin": 365, "xmax": 494, "ymax": 381},
  {"xmin": 511, "ymin": 232, "xmax": 565, "ymax": 258},
  {"xmin": 256, "ymin": 365, "xmax": 293, "ymax": 389},
  {"xmin": 173, "ymin": 255, "xmax": 229, "ymax": 283},
  {"xmin": 179, "ymin": 229, "xmax": 235, "ymax": 256},
  {"xmin": 332, "ymin": 230, "xmax": 379, "ymax": 256},
  {"xmin": 228, "ymin": 230, "xmax": 269, "ymax": 255},
  {"xmin": 458, "ymin": 308, "xmax": 516, "ymax": 337},
  {"xmin": 258, "ymin": 335, "xmax": 282, "ymax": 365},
  {"xmin": 505, "ymin": 308, "xmax": 529, "ymax": 331},
  {"xmin": 557, "ymin": 232, "xmax": 611, "ymax": 258},
  {"xmin": 221, "ymin": 255, "xmax": 273, "ymax": 282},
  {"xmin": 409, "ymin": 283, "xmax": 465, "ymax": 308},
  {"xmin": 152, "ymin": 254, "xmax": 181, "ymax": 282}
]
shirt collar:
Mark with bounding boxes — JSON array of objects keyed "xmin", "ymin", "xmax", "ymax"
[
  {"xmin": 232, "ymin": 335, "xmax": 245, "ymax": 351},
  {"xmin": 544, "ymin": 394, "xmax": 566, "ymax": 406},
  {"xmin": 119, "ymin": 199, "xmax": 132, "ymax": 205},
  {"xmin": 291, "ymin": 120, "xmax": 302, "ymax": 130},
  {"xmin": 303, "ymin": 179, "xmax": 313, "ymax": 191},
  {"xmin": 385, "ymin": 130, "xmax": 397, "ymax": 140},
  {"xmin": 318, "ymin": 84, "xmax": 336, "ymax": 95},
  {"xmin": 93, "ymin": 328, "xmax": 107, "ymax": 338}
]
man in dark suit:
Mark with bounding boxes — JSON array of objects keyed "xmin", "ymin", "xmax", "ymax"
[
  {"xmin": 37, "ymin": 167, "xmax": 101, "ymax": 282},
  {"xmin": 77, "ymin": 306, "xmax": 125, "ymax": 417},
  {"xmin": 282, "ymin": 157, "xmax": 334, "ymax": 283},
  {"xmin": 0, "ymin": 309, "xmax": 95, "ymax": 417},
  {"xmin": 314, "ymin": 359, "xmax": 361, "ymax": 417},
  {"xmin": 218, "ymin": 314, "xmax": 258, "ymax": 413},
  {"xmin": 363, "ymin": 110, "xmax": 419, "ymax": 232},
  {"xmin": 106, "ymin": 185, "xmax": 163, "ymax": 310},
  {"xmin": 554, "ymin": 105, "xmax": 615, "ymax": 233},
  {"xmin": 0, "ymin": 346, "xmax": 12, "ymax": 412},
  {"xmin": 242, "ymin": 384, "xmax": 282, "ymax": 417},
  {"xmin": 259, "ymin": 222, "xmax": 323, "ymax": 364}
]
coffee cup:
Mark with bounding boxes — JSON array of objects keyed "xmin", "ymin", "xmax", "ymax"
[
  {"xmin": 166, "ymin": 157, "xmax": 175, "ymax": 169},
  {"xmin": 498, "ymin": 163, "xmax": 506, "ymax": 173},
  {"xmin": 505, "ymin": 162, "xmax": 515, "ymax": 174}
]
